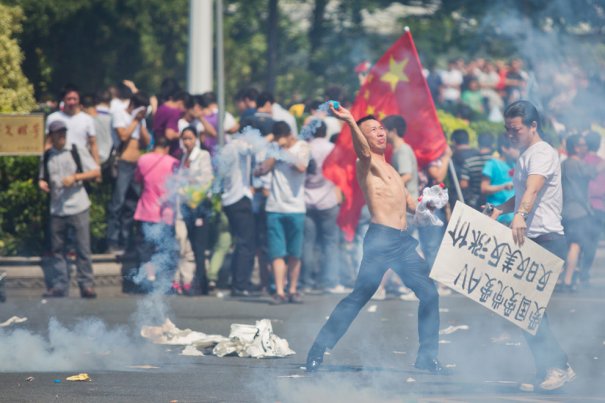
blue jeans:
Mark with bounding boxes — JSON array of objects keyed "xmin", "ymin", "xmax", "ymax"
[
  {"xmin": 302, "ymin": 206, "xmax": 340, "ymax": 289},
  {"xmin": 312, "ymin": 223, "xmax": 440, "ymax": 359},
  {"xmin": 417, "ymin": 207, "xmax": 446, "ymax": 269},
  {"xmin": 525, "ymin": 233, "xmax": 569, "ymax": 376}
]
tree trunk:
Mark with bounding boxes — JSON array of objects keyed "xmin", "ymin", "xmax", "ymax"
[{"xmin": 308, "ymin": 0, "xmax": 327, "ymax": 75}]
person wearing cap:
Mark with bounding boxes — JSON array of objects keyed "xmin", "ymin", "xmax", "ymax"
[{"xmin": 38, "ymin": 120, "xmax": 101, "ymax": 298}]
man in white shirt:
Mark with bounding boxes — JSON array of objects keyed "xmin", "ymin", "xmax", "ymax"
[
  {"xmin": 491, "ymin": 100, "xmax": 575, "ymax": 391},
  {"xmin": 256, "ymin": 121, "xmax": 310, "ymax": 304},
  {"xmin": 219, "ymin": 136, "xmax": 258, "ymax": 297},
  {"xmin": 46, "ymin": 85, "xmax": 99, "ymax": 165}
]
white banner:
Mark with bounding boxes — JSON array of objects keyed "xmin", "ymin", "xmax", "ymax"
[{"xmin": 430, "ymin": 202, "xmax": 564, "ymax": 335}]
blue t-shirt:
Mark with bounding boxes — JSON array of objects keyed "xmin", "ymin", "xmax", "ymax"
[{"xmin": 482, "ymin": 158, "xmax": 515, "ymax": 224}]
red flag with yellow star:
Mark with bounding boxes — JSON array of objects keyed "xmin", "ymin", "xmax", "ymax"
[{"xmin": 323, "ymin": 28, "xmax": 446, "ymax": 241}]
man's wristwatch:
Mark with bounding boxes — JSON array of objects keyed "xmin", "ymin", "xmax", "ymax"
[{"xmin": 515, "ymin": 211, "xmax": 528, "ymax": 219}]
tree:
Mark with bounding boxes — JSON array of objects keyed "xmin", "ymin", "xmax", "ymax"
[{"xmin": 0, "ymin": 3, "xmax": 35, "ymax": 113}]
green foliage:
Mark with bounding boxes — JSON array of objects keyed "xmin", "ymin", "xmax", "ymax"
[
  {"xmin": 436, "ymin": 109, "xmax": 476, "ymax": 145},
  {"xmin": 469, "ymin": 120, "xmax": 504, "ymax": 137},
  {"xmin": 0, "ymin": 157, "xmax": 47, "ymax": 256},
  {"xmin": 0, "ymin": 3, "xmax": 36, "ymax": 112}
]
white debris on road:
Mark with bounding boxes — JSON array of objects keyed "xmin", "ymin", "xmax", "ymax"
[
  {"xmin": 142, "ymin": 318, "xmax": 294, "ymax": 359},
  {"xmin": 181, "ymin": 345, "xmax": 204, "ymax": 356},
  {"xmin": 366, "ymin": 304, "xmax": 378, "ymax": 313},
  {"xmin": 0, "ymin": 316, "xmax": 28, "ymax": 328},
  {"xmin": 439, "ymin": 325, "xmax": 469, "ymax": 335}
]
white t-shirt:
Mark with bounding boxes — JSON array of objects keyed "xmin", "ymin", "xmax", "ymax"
[
  {"xmin": 440, "ymin": 69, "xmax": 463, "ymax": 101},
  {"xmin": 220, "ymin": 139, "xmax": 254, "ymax": 207},
  {"xmin": 112, "ymin": 108, "xmax": 146, "ymax": 142},
  {"xmin": 110, "ymin": 98, "xmax": 129, "ymax": 115},
  {"xmin": 513, "ymin": 141, "xmax": 564, "ymax": 237},
  {"xmin": 46, "ymin": 111, "xmax": 96, "ymax": 150},
  {"xmin": 266, "ymin": 140, "xmax": 310, "ymax": 213},
  {"xmin": 272, "ymin": 103, "xmax": 298, "ymax": 136}
]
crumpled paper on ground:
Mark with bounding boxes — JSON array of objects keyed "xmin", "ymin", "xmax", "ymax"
[
  {"xmin": 141, "ymin": 318, "xmax": 294, "ymax": 359},
  {"xmin": 141, "ymin": 319, "xmax": 227, "ymax": 348},
  {"xmin": 0, "ymin": 316, "xmax": 28, "ymax": 328},
  {"xmin": 213, "ymin": 319, "xmax": 295, "ymax": 358}
]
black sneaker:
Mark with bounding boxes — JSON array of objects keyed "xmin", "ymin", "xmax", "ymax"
[
  {"xmin": 306, "ymin": 343, "xmax": 326, "ymax": 372},
  {"xmin": 414, "ymin": 356, "xmax": 452, "ymax": 375},
  {"xmin": 270, "ymin": 294, "xmax": 288, "ymax": 305}
]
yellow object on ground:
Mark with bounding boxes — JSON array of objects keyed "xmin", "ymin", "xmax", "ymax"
[{"xmin": 66, "ymin": 373, "xmax": 91, "ymax": 382}]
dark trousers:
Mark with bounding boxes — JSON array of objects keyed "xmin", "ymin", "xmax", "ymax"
[
  {"xmin": 224, "ymin": 197, "xmax": 256, "ymax": 291},
  {"xmin": 579, "ymin": 211, "xmax": 605, "ymax": 282},
  {"xmin": 302, "ymin": 205, "xmax": 340, "ymax": 289},
  {"xmin": 107, "ymin": 160, "xmax": 139, "ymax": 248},
  {"xmin": 312, "ymin": 223, "xmax": 440, "ymax": 359},
  {"xmin": 46, "ymin": 209, "xmax": 94, "ymax": 291},
  {"xmin": 182, "ymin": 204, "xmax": 210, "ymax": 294},
  {"xmin": 526, "ymin": 233, "xmax": 569, "ymax": 376}
]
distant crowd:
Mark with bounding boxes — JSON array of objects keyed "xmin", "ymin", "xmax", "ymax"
[{"xmin": 35, "ymin": 68, "xmax": 605, "ymax": 302}]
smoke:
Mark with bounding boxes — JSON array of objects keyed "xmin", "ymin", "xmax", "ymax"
[
  {"xmin": 478, "ymin": 1, "xmax": 605, "ymax": 132},
  {"xmin": 0, "ymin": 317, "xmax": 163, "ymax": 372}
]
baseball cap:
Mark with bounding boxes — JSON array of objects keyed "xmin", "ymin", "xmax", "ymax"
[{"xmin": 48, "ymin": 120, "xmax": 67, "ymax": 134}]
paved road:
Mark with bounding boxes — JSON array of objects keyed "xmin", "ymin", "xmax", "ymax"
[{"xmin": 1, "ymin": 249, "xmax": 604, "ymax": 402}]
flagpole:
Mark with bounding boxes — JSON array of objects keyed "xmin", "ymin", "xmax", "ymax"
[{"xmin": 404, "ymin": 26, "xmax": 465, "ymax": 204}]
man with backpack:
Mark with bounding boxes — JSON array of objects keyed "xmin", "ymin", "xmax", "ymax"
[{"xmin": 38, "ymin": 120, "xmax": 100, "ymax": 298}]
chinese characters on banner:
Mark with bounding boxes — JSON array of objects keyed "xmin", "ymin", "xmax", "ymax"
[
  {"xmin": 430, "ymin": 202, "xmax": 563, "ymax": 335},
  {"xmin": 0, "ymin": 114, "xmax": 45, "ymax": 155}
]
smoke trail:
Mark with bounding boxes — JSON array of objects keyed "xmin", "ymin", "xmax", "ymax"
[
  {"xmin": 299, "ymin": 118, "xmax": 323, "ymax": 142},
  {"xmin": 0, "ymin": 317, "xmax": 163, "ymax": 372}
]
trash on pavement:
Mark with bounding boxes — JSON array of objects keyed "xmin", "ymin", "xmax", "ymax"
[
  {"xmin": 181, "ymin": 345, "xmax": 204, "ymax": 356},
  {"xmin": 141, "ymin": 319, "xmax": 228, "ymax": 347},
  {"xmin": 439, "ymin": 325, "xmax": 469, "ymax": 335},
  {"xmin": 213, "ymin": 319, "xmax": 295, "ymax": 358},
  {"xmin": 0, "ymin": 316, "xmax": 28, "ymax": 328},
  {"xmin": 25, "ymin": 376, "xmax": 34, "ymax": 382},
  {"xmin": 66, "ymin": 373, "xmax": 91, "ymax": 382},
  {"xmin": 366, "ymin": 304, "xmax": 377, "ymax": 313},
  {"xmin": 141, "ymin": 318, "xmax": 294, "ymax": 359},
  {"xmin": 406, "ymin": 377, "xmax": 416, "ymax": 383}
]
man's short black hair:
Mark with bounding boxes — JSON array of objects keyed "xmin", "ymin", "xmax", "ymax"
[
  {"xmin": 235, "ymin": 87, "xmax": 259, "ymax": 102},
  {"xmin": 565, "ymin": 134, "xmax": 583, "ymax": 156},
  {"xmin": 257, "ymin": 91, "xmax": 274, "ymax": 108},
  {"xmin": 174, "ymin": 90, "xmax": 194, "ymax": 109},
  {"xmin": 96, "ymin": 89, "xmax": 112, "ymax": 105},
  {"xmin": 451, "ymin": 129, "xmax": 470, "ymax": 145},
  {"xmin": 272, "ymin": 121, "xmax": 291, "ymax": 139},
  {"xmin": 585, "ymin": 131, "xmax": 601, "ymax": 152},
  {"xmin": 356, "ymin": 115, "xmax": 378, "ymax": 127},
  {"xmin": 80, "ymin": 93, "xmax": 96, "ymax": 109},
  {"xmin": 60, "ymin": 83, "xmax": 80, "ymax": 100},
  {"xmin": 130, "ymin": 92, "xmax": 150, "ymax": 109},
  {"xmin": 116, "ymin": 82, "xmax": 133, "ymax": 99},
  {"xmin": 201, "ymin": 91, "xmax": 217, "ymax": 107},
  {"xmin": 504, "ymin": 100, "xmax": 542, "ymax": 132},
  {"xmin": 382, "ymin": 115, "xmax": 407, "ymax": 138},
  {"xmin": 478, "ymin": 132, "xmax": 494, "ymax": 149},
  {"xmin": 313, "ymin": 120, "xmax": 327, "ymax": 138}
]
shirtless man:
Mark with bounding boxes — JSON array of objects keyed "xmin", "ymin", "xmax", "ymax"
[{"xmin": 305, "ymin": 105, "xmax": 446, "ymax": 374}]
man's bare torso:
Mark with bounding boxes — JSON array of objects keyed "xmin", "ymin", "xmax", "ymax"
[{"xmin": 357, "ymin": 156, "xmax": 408, "ymax": 230}]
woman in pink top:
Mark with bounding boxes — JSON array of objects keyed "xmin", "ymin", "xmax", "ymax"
[{"xmin": 132, "ymin": 136, "xmax": 179, "ymax": 292}]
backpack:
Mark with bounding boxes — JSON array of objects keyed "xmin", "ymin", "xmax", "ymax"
[{"xmin": 42, "ymin": 145, "xmax": 84, "ymax": 188}]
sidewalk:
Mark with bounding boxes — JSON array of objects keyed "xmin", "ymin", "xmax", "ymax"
[{"xmin": 0, "ymin": 254, "xmax": 122, "ymax": 297}]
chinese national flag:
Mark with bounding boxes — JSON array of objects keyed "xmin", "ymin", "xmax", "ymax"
[{"xmin": 323, "ymin": 28, "xmax": 447, "ymax": 241}]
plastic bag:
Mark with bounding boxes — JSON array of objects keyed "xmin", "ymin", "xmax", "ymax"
[{"xmin": 414, "ymin": 184, "xmax": 449, "ymax": 226}]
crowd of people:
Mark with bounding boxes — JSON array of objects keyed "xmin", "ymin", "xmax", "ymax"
[{"xmin": 36, "ymin": 69, "xmax": 605, "ymax": 304}]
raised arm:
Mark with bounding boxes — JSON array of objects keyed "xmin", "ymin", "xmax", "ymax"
[{"xmin": 329, "ymin": 104, "xmax": 371, "ymax": 162}]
